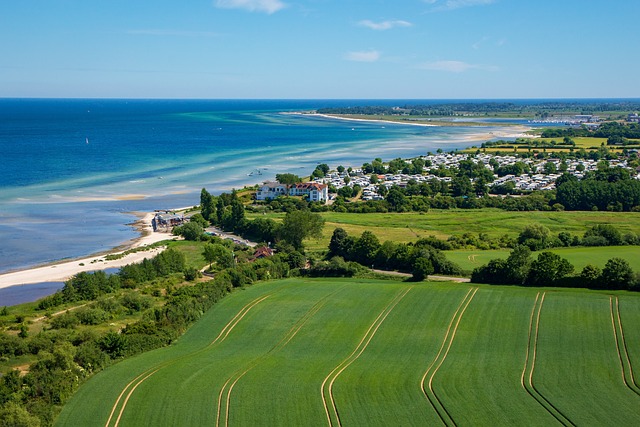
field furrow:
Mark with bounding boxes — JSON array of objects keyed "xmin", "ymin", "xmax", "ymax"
[
  {"xmin": 55, "ymin": 280, "xmax": 640, "ymax": 427},
  {"xmin": 619, "ymin": 296, "xmax": 640, "ymax": 390},
  {"xmin": 430, "ymin": 288, "xmax": 562, "ymax": 426},
  {"xmin": 609, "ymin": 296, "xmax": 640, "ymax": 396},
  {"xmin": 534, "ymin": 292, "xmax": 640, "ymax": 425},
  {"xmin": 420, "ymin": 287, "xmax": 477, "ymax": 426},
  {"xmin": 521, "ymin": 292, "xmax": 574, "ymax": 426}
]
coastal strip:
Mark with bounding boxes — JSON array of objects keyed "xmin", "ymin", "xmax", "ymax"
[{"xmin": 0, "ymin": 212, "xmax": 175, "ymax": 290}]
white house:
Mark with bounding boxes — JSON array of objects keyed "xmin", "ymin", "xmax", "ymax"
[
  {"xmin": 290, "ymin": 182, "xmax": 329, "ymax": 202},
  {"xmin": 256, "ymin": 182, "xmax": 289, "ymax": 201},
  {"xmin": 256, "ymin": 181, "xmax": 329, "ymax": 203}
]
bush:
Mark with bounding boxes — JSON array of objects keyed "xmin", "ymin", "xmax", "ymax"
[{"xmin": 75, "ymin": 308, "xmax": 109, "ymax": 325}]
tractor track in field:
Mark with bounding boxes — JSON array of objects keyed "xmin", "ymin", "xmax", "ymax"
[
  {"xmin": 215, "ymin": 285, "xmax": 347, "ymax": 427},
  {"xmin": 104, "ymin": 293, "xmax": 272, "ymax": 427},
  {"xmin": 609, "ymin": 296, "xmax": 640, "ymax": 397},
  {"xmin": 420, "ymin": 287, "xmax": 478, "ymax": 427},
  {"xmin": 321, "ymin": 286, "xmax": 412, "ymax": 427},
  {"xmin": 521, "ymin": 292, "xmax": 575, "ymax": 427}
]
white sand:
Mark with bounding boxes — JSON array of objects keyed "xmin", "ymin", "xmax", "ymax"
[
  {"xmin": 304, "ymin": 112, "xmax": 436, "ymax": 127},
  {"xmin": 0, "ymin": 212, "xmax": 177, "ymax": 289}
]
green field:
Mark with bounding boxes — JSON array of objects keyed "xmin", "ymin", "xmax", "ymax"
[
  {"xmin": 447, "ymin": 245, "xmax": 640, "ymax": 272},
  {"xmin": 57, "ymin": 278, "xmax": 640, "ymax": 426},
  {"xmin": 293, "ymin": 209, "xmax": 640, "ymax": 251}
]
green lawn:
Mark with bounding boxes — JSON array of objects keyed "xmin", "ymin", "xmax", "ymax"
[{"xmin": 57, "ymin": 278, "xmax": 640, "ymax": 426}]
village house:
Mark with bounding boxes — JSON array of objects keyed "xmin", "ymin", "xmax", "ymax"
[
  {"xmin": 256, "ymin": 181, "xmax": 328, "ymax": 203},
  {"xmin": 256, "ymin": 181, "xmax": 289, "ymax": 201},
  {"xmin": 153, "ymin": 211, "xmax": 184, "ymax": 231},
  {"xmin": 289, "ymin": 182, "xmax": 329, "ymax": 202}
]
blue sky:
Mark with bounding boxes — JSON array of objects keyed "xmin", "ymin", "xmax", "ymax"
[{"xmin": 1, "ymin": 0, "xmax": 638, "ymax": 99}]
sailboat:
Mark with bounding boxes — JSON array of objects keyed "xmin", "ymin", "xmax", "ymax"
[{"xmin": 86, "ymin": 137, "xmax": 89, "ymax": 144}]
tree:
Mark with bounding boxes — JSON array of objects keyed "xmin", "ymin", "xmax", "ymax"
[
  {"xmin": 203, "ymin": 244, "xmax": 234, "ymax": 269},
  {"xmin": 385, "ymin": 187, "xmax": 407, "ymax": 211},
  {"xmin": 200, "ymin": 188, "xmax": 216, "ymax": 222},
  {"xmin": 505, "ymin": 245, "xmax": 532, "ymax": 284},
  {"xmin": 451, "ymin": 176, "xmax": 473, "ymax": 197},
  {"xmin": 525, "ymin": 252, "xmax": 574, "ymax": 286},
  {"xmin": 0, "ymin": 402, "xmax": 41, "ymax": 427},
  {"xmin": 518, "ymin": 224, "xmax": 551, "ymax": 251},
  {"xmin": 601, "ymin": 258, "xmax": 634, "ymax": 290},
  {"xmin": 328, "ymin": 228, "xmax": 350, "ymax": 258},
  {"xmin": 173, "ymin": 221, "xmax": 204, "ymax": 241},
  {"xmin": 543, "ymin": 161, "xmax": 557, "ymax": 174},
  {"xmin": 279, "ymin": 210, "xmax": 324, "ymax": 250},
  {"xmin": 580, "ymin": 264, "xmax": 602, "ymax": 288},
  {"xmin": 275, "ymin": 173, "xmax": 301, "ymax": 185},
  {"xmin": 203, "ymin": 243, "xmax": 217, "ymax": 269},
  {"xmin": 352, "ymin": 231, "xmax": 381, "ymax": 266},
  {"xmin": 412, "ymin": 257, "xmax": 434, "ymax": 281}
]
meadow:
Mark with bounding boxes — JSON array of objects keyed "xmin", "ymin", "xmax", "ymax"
[
  {"xmin": 447, "ymin": 245, "xmax": 640, "ymax": 272},
  {"xmin": 246, "ymin": 209, "xmax": 640, "ymax": 252},
  {"xmin": 56, "ymin": 278, "xmax": 640, "ymax": 426}
]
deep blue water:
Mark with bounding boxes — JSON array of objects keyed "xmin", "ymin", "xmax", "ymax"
[{"xmin": 2, "ymin": 98, "xmax": 513, "ymax": 277}]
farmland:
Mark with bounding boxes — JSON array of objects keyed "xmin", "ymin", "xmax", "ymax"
[{"xmin": 57, "ymin": 278, "xmax": 640, "ymax": 426}]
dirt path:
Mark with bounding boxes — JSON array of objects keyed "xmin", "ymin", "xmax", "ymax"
[{"xmin": 371, "ymin": 269, "xmax": 470, "ymax": 283}]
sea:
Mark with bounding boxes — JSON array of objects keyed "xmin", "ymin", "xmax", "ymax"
[{"xmin": 0, "ymin": 98, "xmax": 525, "ymax": 304}]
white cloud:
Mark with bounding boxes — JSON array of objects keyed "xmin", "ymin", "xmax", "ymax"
[
  {"xmin": 358, "ymin": 20, "xmax": 412, "ymax": 31},
  {"xmin": 418, "ymin": 60, "xmax": 497, "ymax": 72},
  {"xmin": 345, "ymin": 50, "xmax": 381, "ymax": 62},
  {"xmin": 215, "ymin": 0, "xmax": 286, "ymax": 14},
  {"xmin": 426, "ymin": 0, "xmax": 496, "ymax": 11}
]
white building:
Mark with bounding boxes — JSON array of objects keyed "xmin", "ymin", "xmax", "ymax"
[
  {"xmin": 256, "ymin": 182, "xmax": 329, "ymax": 203},
  {"xmin": 256, "ymin": 182, "xmax": 288, "ymax": 201}
]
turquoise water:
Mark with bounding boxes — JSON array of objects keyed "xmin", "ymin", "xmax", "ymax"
[{"xmin": 0, "ymin": 99, "xmax": 504, "ymax": 274}]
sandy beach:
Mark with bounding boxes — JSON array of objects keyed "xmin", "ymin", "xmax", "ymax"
[
  {"xmin": 0, "ymin": 212, "xmax": 176, "ymax": 290},
  {"xmin": 297, "ymin": 112, "xmax": 533, "ymax": 140},
  {"xmin": 299, "ymin": 112, "xmax": 437, "ymax": 127}
]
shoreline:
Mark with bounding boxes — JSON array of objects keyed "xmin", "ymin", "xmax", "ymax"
[
  {"xmin": 0, "ymin": 211, "xmax": 178, "ymax": 291},
  {"xmin": 296, "ymin": 112, "xmax": 533, "ymax": 140},
  {"xmin": 295, "ymin": 112, "xmax": 436, "ymax": 127}
]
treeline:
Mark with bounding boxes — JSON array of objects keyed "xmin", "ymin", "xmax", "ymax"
[
  {"xmin": 197, "ymin": 188, "xmax": 324, "ymax": 250},
  {"xmin": 36, "ymin": 249, "xmax": 187, "ymax": 310},
  {"xmin": 317, "ymin": 102, "xmax": 519, "ymax": 116},
  {"xmin": 556, "ymin": 167, "xmax": 640, "ymax": 212},
  {"xmin": 317, "ymin": 101, "xmax": 640, "ymax": 117},
  {"xmin": 471, "ymin": 245, "xmax": 638, "ymax": 290},
  {"xmin": 323, "ymin": 228, "xmax": 462, "ymax": 280},
  {"xmin": 541, "ymin": 122, "xmax": 640, "ymax": 140},
  {"xmin": 0, "ymin": 248, "xmax": 293, "ymax": 426}
]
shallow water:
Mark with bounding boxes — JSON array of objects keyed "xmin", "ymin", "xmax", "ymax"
[{"xmin": 0, "ymin": 99, "xmax": 506, "ymax": 274}]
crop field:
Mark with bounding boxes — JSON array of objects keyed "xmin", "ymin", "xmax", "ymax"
[
  {"xmin": 56, "ymin": 278, "xmax": 640, "ymax": 426},
  {"xmin": 447, "ymin": 245, "xmax": 640, "ymax": 272}
]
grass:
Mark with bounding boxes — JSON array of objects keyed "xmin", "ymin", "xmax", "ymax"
[
  {"xmin": 463, "ymin": 136, "xmax": 640, "ymax": 153},
  {"xmin": 447, "ymin": 245, "xmax": 640, "ymax": 272},
  {"xmin": 535, "ymin": 292, "xmax": 640, "ymax": 424},
  {"xmin": 56, "ymin": 278, "xmax": 640, "ymax": 426},
  {"xmin": 291, "ymin": 209, "xmax": 640, "ymax": 252}
]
